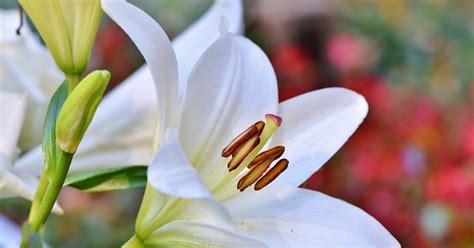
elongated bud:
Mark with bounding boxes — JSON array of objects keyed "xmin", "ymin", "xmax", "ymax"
[
  {"xmin": 56, "ymin": 70, "xmax": 110, "ymax": 153},
  {"xmin": 19, "ymin": 0, "xmax": 102, "ymax": 75}
]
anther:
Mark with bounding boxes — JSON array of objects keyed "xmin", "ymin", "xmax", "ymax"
[
  {"xmin": 248, "ymin": 146, "xmax": 285, "ymax": 169},
  {"xmin": 254, "ymin": 159, "xmax": 289, "ymax": 191},
  {"xmin": 222, "ymin": 121, "xmax": 265, "ymax": 157},
  {"xmin": 227, "ymin": 136, "xmax": 260, "ymax": 171},
  {"xmin": 237, "ymin": 158, "xmax": 272, "ymax": 191}
]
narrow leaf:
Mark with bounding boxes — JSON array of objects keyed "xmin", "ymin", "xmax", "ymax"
[
  {"xmin": 64, "ymin": 165, "xmax": 147, "ymax": 192},
  {"xmin": 41, "ymin": 80, "xmax": 68, "ymax": 177}
]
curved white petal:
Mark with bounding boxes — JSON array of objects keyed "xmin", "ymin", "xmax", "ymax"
[
  {"xmin": 0, "ymin": 170, "xmax": 35, "ymax": 201},
  {"xmin": 0, "ymin": 215, "xmax": 21, "ymax": 248},
  {"xmin": 148, "ymin": 129, "xmax": 211, "ymax": 199},
  {"xmin": 0, "ymin": 91, "xmax": 27, "ymax": 159},
  {"xmin": 147, "ymin": 221, "xmax": 266, "ymax": 247},
  {"xmin": 269, "ymin": 88, "xmax": 368, "ymax": 188},
  {"xmin": 179, "ymin": 34, "xmax": 278, "ymax": 184},
  {"xmin": 0, "ymin": 168, "xmax": 63, "ymax": 214},
  {"xmin": 224, "ymin": 187, "xmax": 399, "ymax": 247},
  {"xmin": 173, "ymin": 0, "xmax": 243, "ymax": 95},
  {"xmin": 102, "ymin": 0, "xmax": 179, "ymax": 144}
]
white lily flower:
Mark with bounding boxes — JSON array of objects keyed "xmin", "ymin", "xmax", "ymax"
[
  {"xmin": 0, "ymin": 90, "xmax": 63, "ymax": 212},
  {"xmin": 7, "ymin": 0, "xmax": 244, "ymax": 201},
  {"xmin": 0, "ymin": 10, "xmax": 63, "ymax": 150},
  {"xmin": 103, "ymin": 0, "xmax": 400, "ymax": 246}
]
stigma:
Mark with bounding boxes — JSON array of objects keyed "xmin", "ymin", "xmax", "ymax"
[{"xmin": 221, "ymin": 114, "xmax": 289, "ymax": 191}]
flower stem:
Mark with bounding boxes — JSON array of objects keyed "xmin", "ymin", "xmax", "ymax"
[
  {"xmin": 65, "ymin": 73, "xmax": 81, "ymax": 93},
  {"xmin": 122, "ymin": 235, "xmax": 145, "ymax": 248},
  {"xmin": 27, "ymin": 151, "xmax": 73, "ymax": 232}
]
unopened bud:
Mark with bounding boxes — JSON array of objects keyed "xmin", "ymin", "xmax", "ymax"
[
  {"xmin": 19, "ymin": 0, "xmax": 102, "ymax": 75},
  {"xmin": 56, "ymin": 70, "xmax": 110, "ymax": 153}
]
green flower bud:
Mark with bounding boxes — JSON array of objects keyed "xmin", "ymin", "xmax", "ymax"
[
  {"xmin": 56, "ymin": 70, "xmax": 110, "ymax": 153},
  {"xmin": 19, "ymin": 0, "xmax": 102, "ymax": 75}
]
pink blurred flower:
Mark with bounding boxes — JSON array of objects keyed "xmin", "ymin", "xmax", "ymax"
[{"xmin": 326, "ymin": 33, "xmax": 378, "ymax": 73}]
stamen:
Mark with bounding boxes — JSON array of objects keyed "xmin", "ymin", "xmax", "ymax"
[
  {"xmin": 248, "ymin": 146, "xmax": 285, "ymax": 169},
  {"xmin": 254, "ymin": 159, "xmax": 289, "ymax": 191},
  {"xmin": 222, "ymin": 121, "xmax": 264, "ymax": 157},
  {"xmin": 227, "ymin": 136, "xmax": 260, "ymax": 171},
  {"xmin": 219, "ymin": 114, "xmax": 289, "ymax": 194},
  {"xmin": 237, "ymin": 159, "xmax": 272, "ymax": 191}
]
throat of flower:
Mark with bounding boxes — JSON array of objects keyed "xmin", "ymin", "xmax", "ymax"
[{"xmin": 220, "ymin": 114, "xmax": 289, "ymax": 192}]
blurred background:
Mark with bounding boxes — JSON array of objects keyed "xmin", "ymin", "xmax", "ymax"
[{"xmin": 1, "ymin": 0, "xmax": 473, "ymax": 247}]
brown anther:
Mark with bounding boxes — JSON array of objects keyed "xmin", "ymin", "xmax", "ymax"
[
  {"xmin": 248, "ymin": 146, "xmax": 285, "ymax": 169},
  {"xmin": 254, "ymin": 159, "xmax": 289, "ymax": 190},
  {"xmin": 237, "ymin": 159, "xmax": 272, "ymax": 191},
  {"xmin": 222, "ymin": 121, "xmax": 265, "ymax": 157},
  {"xmin": 254, "ymin": 121, "xmax": 265, "ymax": 135},
  {"xmin": 227, "ymin": 136, "xmax": 260, "ymax": 171}
]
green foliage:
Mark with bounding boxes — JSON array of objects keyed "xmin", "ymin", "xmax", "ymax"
[{"xmin": 65, "ymin": 166, "xmax": 148, "ymax": 192}]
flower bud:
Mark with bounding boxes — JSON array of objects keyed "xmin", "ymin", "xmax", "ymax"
[
  {"xmin": 19, "ymin": 0, "xmax": 102, "ymax": 75},
  {"xmin": 56, "ymin": 70, "xmax": 110, "ymax": 153}
]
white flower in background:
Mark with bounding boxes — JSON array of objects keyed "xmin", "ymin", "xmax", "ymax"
[
  {"xmin": 2, "ymin": 0, "xmax": 244, "ymax": 200},
  {"xmin": 0, "ymin": 91, "xmax": 30, "ymax": 199},
  {"xmin": 0, "ymin": 90, "xmax": 63, "ymax": 211},
  {"xmin": 0, "ymin": 214, "xmax": 21, "ymax": 248},
  {"xmin": 104, "ymin": 0, "xmax": 400, "ymax": 246},
  {"xmin": 0, "ymin": 10, "xmax": 63, "ymax": 204},
  {"xmin": 0, "ymin": 10, "xmax": 62, "ymax": 150}
]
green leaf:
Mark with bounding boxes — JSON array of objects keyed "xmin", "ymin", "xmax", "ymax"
[
  {"xmin": 29, "ymin": 80, "xmax": 73, "ymax": 232},
  {"xmin": 64, "ymin": 166, "xmax": 148, "ymax": 192},
  {"xmin": 41, "ymin": 80, "xmax": 69, "ymax": 175}
]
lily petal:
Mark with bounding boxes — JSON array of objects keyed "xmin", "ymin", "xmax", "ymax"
[
  {"xmin": 102, "ymin": 0, "xmax": 179, "ymax": 143},
  {"xmin": 70, "ymin": 66, "xmax": 155, "ymax": 172},
  {"xmin": 0, "ymin": 214, "xmax": 21, "ymax": 248},
  {"xmin": 179, "ymin": 33, "xmax": 278, "ymax": 184},
  {"xmin": 173, "ymin": 0, "xmax": 243, "ymax": 95},
  {"xmin": 269, "ymin": 88, "xmax": 368, "ymax": 188},
  {"xmin": 0, "ymin": 168, "xmax": 63, "ymax": 214},
  {"xmin": 224, "ymin": 187, "xmax": 400, "ymax": 247},
  {"xmin": 0, "ymin": 91, "xmax": 27, "ymax": 159},
  {"xmin": 137, "ymin": 192, "xmax": 235, "ymax": 237},
  {"xmin": 147, "ymin": 221, "xmax": 266, "ymax": 248},
  {"xmin": 148, "ymin": 129, "xmax": 211, "ymax": 199}
]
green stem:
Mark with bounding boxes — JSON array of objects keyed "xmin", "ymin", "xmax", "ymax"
[
  {"xmin": 122, "ymin": 235, "xmax": 145, "ymax": 248},
  {"xmin": 28, "ymin": 152, "xmax": 73, "ymax": 232},
  {"xmin": 65, "ymin": 73, "xmax": 81, "ymax": 93},
  {"xmin": 28, "ymin": 170, "xmax": 50, "ymax": 220}
]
